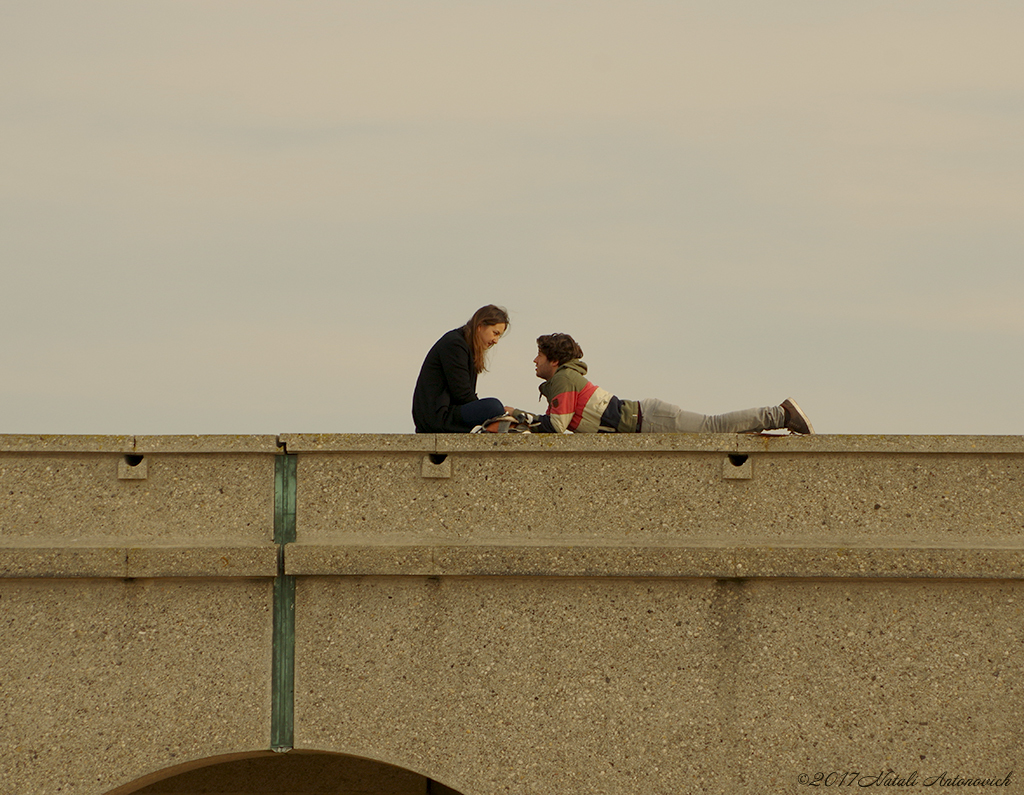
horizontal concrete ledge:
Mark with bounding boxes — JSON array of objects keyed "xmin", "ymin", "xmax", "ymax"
[
  {"xmin": 279, "ymin": 433, "xmax": 1024, "ymax": 454},
  {"xmin": 0, "ymin": 543, "xmax": 278, "ymax": 578},
  {"xmin": 0, "ymin": 434, "xmax": 282, "ymax": 453},
  {"xmin": 285, "ymin": 541, "xmax": 1024, "ymax": 579},
  {"xmin": 279, "ymin": 433, "xmax": 437, "ymax": 453},
  {"xmin": 0, "ymin": 434, "xmax": 136, "ymax": 453},
  {"xmin": 9, "ymin": 540, "xmax": 1022, "ymax": 579},
  {"xmin": 4, "ymin": 433, "xmax": 1022, "ymax": 454},
  {"xmin": 134, "ymin": 435, "xmax": 281, "ymax": 453}
]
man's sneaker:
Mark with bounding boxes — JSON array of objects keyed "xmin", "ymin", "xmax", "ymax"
[{"xmin": 781, "ymin": 398, "xmax": 815, "ymax": 434}]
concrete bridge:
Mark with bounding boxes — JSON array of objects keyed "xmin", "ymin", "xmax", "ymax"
[{"xmin": 2, "ymin": 433, "xmax": 1022, "ymax": 795}]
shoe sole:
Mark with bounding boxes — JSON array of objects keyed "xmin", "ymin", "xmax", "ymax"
[{"xmin": 782, "ymin": 398, "xmax": 815, "ymax": 434}]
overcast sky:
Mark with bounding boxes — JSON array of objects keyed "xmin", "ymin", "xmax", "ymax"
[{"xmin": 2, "ymin": 2, "xmax": 1021, "ymax": 436}]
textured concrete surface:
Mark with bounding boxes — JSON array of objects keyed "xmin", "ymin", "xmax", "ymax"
[
  {"xmin": 0, "ymin": 435, "xmax": 137, "ymax": 453},
  {"xmin": 294, "ymin": 576, "xmax": 1022, "ymax": 795},
  {"xmin": 0, "ymin": 448, "xmax": 276, "ymax": 542},
  {"xmin": 0, "ymin": 578, "xmax": 273, "ymax": 795},
  {"xmin": 1, "ymin": 434, "xmax": 1022, "ymax": 795},
  {"xmin": 290, "ymin": 435, "xmax": 1024, "ymax": 544},
  {"xmin": 285, "ymin": 540, "xmax": 1024, "ymax": 579},
  {"xmin": 0, "ymin": 542, "xmax": 278, "ymax": 578}
]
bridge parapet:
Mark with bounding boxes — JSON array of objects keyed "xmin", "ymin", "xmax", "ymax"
[
  {"xmin": 279, "ymin": 433, "xmax": 1024, "ymax": 580},
  {"xmin": 4, "ymin": 431, "xmax": 1024, "ymax": 585},
  {"xmin": 0, "ymin": 434, "xmax": 279, "ymax": 578}
]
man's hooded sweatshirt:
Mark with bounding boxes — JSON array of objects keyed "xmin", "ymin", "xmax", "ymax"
[{"xmin": 536, "ymin": 359, "xmax": 640, "ymax": 433}]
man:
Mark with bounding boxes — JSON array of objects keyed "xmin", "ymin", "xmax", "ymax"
[{"xmin": 525, "ymin": 333, "xmax": 814, "ymax": 434}]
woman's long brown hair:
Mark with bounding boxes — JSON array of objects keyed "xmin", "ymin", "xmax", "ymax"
[{"xmin": 463, "ymin": 304, "xmax": 510, "ymax": 374}]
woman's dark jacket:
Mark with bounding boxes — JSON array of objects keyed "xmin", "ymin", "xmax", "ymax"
[{"xmin": 412, "ymin": 328, "xmax": 479, "ymax": 433}]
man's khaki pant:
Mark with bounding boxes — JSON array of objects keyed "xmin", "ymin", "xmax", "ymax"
[{"xmin": 639, "ymin": 398, "xmax": 785, "ymax": 433}]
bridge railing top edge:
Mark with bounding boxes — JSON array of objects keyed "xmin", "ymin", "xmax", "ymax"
[
  {"xmin": 2, "ymin": 434, "xmax": 1023, "ymax": 455},
  {"xmin": 0, "ymin": 435, "xmax": 283, "ymax": 453},
  {"xmin": 279, "ymin": 433, "xmax": 1024, "ymax": 455}
]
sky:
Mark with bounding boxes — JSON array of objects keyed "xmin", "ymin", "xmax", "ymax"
[{"xmin": 2, "ymin": 1, "xmax": 1022, "ymax": 436}]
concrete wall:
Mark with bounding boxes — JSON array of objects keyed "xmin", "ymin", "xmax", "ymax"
[
  {"xmin": 2, "ymin": 433, "xmax": 1022, "ymax": 794},
  {"xmin": 1, "ymin": 436, "xmax": 278, "ymax": 795}
]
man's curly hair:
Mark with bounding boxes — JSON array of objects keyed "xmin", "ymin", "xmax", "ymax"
[{"xmin": 536, "ymin": 333, "xmax": 584, "ymax": 364}]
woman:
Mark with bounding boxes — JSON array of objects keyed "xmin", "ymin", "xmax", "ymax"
[{"xmin": 412, "ymin": 305, "xmax": 510, "ymax": 433}]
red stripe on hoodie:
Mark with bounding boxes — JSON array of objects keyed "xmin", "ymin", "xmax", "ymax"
[{"xmin": 566, "ymin": 381, "xmax": 599, "ymax": 431}]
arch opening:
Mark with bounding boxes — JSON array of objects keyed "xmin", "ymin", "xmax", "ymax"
[{"xmin": 107, "ymin": 751, "xmax": 466, "ymax": 795}]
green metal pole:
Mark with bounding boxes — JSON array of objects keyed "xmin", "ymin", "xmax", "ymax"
[{"xmin": 272, "ymin": 454, "xmax": 297, "ymax": 752}]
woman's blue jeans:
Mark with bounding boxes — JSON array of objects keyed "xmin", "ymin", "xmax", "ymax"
[{"xmin": 459, "ymin": 398, "xmax": 505, "ymax": 427}]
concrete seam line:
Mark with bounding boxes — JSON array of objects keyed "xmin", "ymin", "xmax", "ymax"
[{"xmin": 271, "ymin": 453, "xmax": 297, "ymax": 752}]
